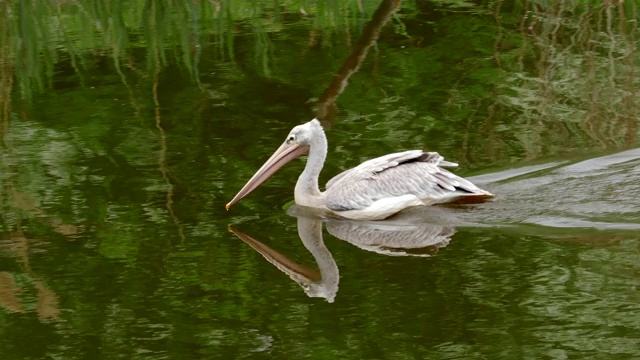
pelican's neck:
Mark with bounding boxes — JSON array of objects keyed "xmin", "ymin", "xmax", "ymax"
[{"xmin": 294, "ymin": 128, "xmax": 327, "ymax": 207}]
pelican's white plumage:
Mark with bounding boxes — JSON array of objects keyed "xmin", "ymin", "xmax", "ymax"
[{"xmin": 227, "ymin": 119, "xmax": 493, "ymax": 220}]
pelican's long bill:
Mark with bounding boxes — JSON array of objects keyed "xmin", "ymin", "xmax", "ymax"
[{"xmin": 226, "ymin": 141, "xmax": 310, "ymax": 210}]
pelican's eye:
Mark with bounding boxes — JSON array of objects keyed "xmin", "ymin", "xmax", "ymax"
[{"xmin": 286, "ymin": 135, "xmax": 296, "ymax": 144}]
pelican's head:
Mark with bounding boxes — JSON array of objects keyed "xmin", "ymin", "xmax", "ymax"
[
  {"xmin": 284, "ymin": 118, "xmax": 324, "ymax": 147},
  {"xmin": 226, "ymin": 119, "xmax": 322, "ymax": 210}
]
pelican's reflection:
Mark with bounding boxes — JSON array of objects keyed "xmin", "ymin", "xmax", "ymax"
[
  {"xmin": 228, "ymin": 206, "xmax": 455, "ymax": 303},
  {"xmin": 230, "ymin": 215, "xmax": 340, "ymax": 302}
]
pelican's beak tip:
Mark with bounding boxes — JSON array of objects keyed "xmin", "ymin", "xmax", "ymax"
[{"xmin": 225, "ymin": 203, "xmax": 231, "ymax": 211}]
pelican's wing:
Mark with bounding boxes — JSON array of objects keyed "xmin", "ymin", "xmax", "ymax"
[
  {"xmin": 324, "ymin": 150, "xmax": 492, "ymax": 211},
  {"xmin": 326, "ymin": 150, "xmax": 457, "ymax": 189}
]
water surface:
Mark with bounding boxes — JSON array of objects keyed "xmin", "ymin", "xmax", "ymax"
[{"xmin": 1, "ymin": 1, "xmax": 639, "ymax": 359}]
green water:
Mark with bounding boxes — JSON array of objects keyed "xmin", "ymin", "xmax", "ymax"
[{"xmin": 1, "ymin": 1, "xmax": 639, "ymax": 359}]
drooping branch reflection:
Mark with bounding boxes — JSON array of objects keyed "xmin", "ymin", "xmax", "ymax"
[{"xmin": 316, "ymin": 0, "xmax": 402, "ymax": 124}]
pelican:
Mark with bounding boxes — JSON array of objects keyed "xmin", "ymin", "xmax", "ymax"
[{"xmin": 226, "ymin": 119, "xmax": 493, "ymax": 220}]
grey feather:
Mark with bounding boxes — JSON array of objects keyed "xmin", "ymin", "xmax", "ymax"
[{"xmin": 324, "ymin": 150, "xmax": 489, "ymax": 211}]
